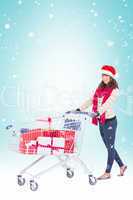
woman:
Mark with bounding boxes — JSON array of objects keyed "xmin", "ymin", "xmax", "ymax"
[{"xmin": 78, "ymin": 65, "xmax": 127, "ymax": 180}]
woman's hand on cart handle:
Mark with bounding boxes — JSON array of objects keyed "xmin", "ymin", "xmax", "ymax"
[
  {"xmin": 75, "ymin": 108, "xmax": 100, "ymax": 118},
  {"xmin": 90, "ymin": 111, "xmax": 100, "ymax": 118},
  {"xmin": 76, "ymin": 108, "xmax": 81, "ymax": 112}
]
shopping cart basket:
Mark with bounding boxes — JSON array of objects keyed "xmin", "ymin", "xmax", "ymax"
[{"xmin": 6, "ymin": 111, "xmax": 97, "ymax": 191}]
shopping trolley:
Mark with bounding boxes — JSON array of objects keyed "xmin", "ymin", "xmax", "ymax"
[{"xmin": 6, "ymin": 111, "xmax": 97, "ymax": 191}]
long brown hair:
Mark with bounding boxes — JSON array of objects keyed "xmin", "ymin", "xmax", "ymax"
[{"xmin": 98, "ymin": 77, "xmax": 119, "ymax": 89}]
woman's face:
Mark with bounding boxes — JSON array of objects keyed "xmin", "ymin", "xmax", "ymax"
[{"xmin": 102, "ymin": 74, "xmax": 111, "ymax": 84}]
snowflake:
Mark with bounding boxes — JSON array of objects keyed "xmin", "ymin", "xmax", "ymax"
[
  {"xmin": 12, "ymin": 74, "xmax": 17, "ymax": 78},
  {"xmin": 34, "ymin": 0, "xmax": 41, "ymax": 6},
  {"xmin": 18, "ymin": 0, "xmax": 22, "ymax": 5},
  {"xmin": 121, "ymin": 137, "xmax": 126, "ymax": 143},
  {"xmin": 106, "ymin": 40, "xmax": 115, "ymax": 47},
  {"xmin": 2, "ymin": 118, "xmax": 6, "ymax": 122},
  {"xmin": 11, "ymin": 57, "xmax": 16, "ymax": 61},
  {"xmin": 110, "ymin": 145, "xmax": 114, "ymax": 149},
  {"xmin": 118, "ymin": 16, "xmax": 122, "ymax": 20},
  {"xmin": 50, "ymin": 3, "xmax": 54, "ymax": 8},
  {"xmin": 129, "ymin": 23, "xmax": 133, "ymax": 27},
  {"xmin": 120, "ymin": 19, "xmax": 125, "ymax": 23},
  {"xmin": 13, "ymin": 22, "xmax": 17, "ymax": 26},
  {"xmin": 4, "ymin": 23, "xmax": 11, "ymax": 30},
  {"xmin": 90, "ymin": 9, "xmax": 94, "ymax": 13},
  {"xmin": 92, "ymin": 2, "xmax": 96, "ymax": 6},
  {"xmin": 118, "ymin": 16, "xmax": 125, "ymax": 23},
  {"xmin": 124, "ymin": 3, "xmax": 128, "ymax": 7},
  {"xmin": 28, "ymin": 32, "xmax": 35, "ymax": 38},
  {"xmin": 90, "ymin": 9, "xmax": 98, "ymax": 17},
  {"xmin": 107, "ymin": 19, "xmax": 112, "ymax": 24},
  {"xmin": 49, "ymin": 13, "xmax": 54, "ymax": 19},
  {"xmin": 94, "ymin": 12, "xmax": 98, "ymax": 17}
]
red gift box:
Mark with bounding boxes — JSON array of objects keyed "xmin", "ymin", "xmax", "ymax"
[{"xmin": 19, "ymin": 129, "xmax": 75, "ymax": 155}]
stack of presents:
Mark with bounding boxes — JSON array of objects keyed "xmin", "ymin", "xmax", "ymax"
[{"xmin": 19, "ymin": 129, "xmax": 75, "ymax": 155}]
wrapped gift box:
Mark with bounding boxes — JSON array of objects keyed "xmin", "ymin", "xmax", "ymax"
[
  {"xmin": 19, "ymin": 129, "xmax": 75, "ymax": 155},
  {"xmin": 37, "ymin": 136, "xmax": 65, "ymax": 155}
]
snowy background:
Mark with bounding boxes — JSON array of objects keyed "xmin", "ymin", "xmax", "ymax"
[{"xmin": 0, "ymin": 0, "xmax": 133, "ymax": 198}]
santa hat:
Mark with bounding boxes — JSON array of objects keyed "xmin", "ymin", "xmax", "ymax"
[{"xmin": 101, "ymin": 65, "xmax": 118, "ymax": 78}]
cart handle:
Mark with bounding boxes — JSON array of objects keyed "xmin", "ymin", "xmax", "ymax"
[{"xmin": 65, "ymin": 111, "xmax": 97, "ymax": 118}]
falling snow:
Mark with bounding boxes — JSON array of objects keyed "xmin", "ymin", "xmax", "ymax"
[
  {"xmin": 124, "ymin": 3, "xmax": 128, "ymax": 7},
  {"xmin": 28, "ymin": 32, "xmax": 35, "ymax": 38},
  {"xmin": 90, "ymin": 9, "xmax": 94, "ymax": 13},
  {"xmin": 11, "ymin": 57, "xmax": 16, "ymax": 62},
  {"xmin": 50, "ymin": 3, "xmax": 54, "ymax": 8},
  {"xmin": 94, "ymin": 12, "xmax": 98, "ymax": 17},
  {"xmin": 18, "ymin": 0, "xmax": 22, "ymax": 5},
  {"xmin": 2, "ymin": 118, "xmax": 6, "ymax": 122},
  {"xmin": 34, "ymin": 0, "xmax": 41, "ymax": 6},
  {"xmin": 118, "ymin": 16, "xmax": 122, "ymax": 20},
  {"xmin": 49, "ymin": 13, "xmax": 54, "ymax": 19},
  {"xmin": 4, "ymin": 23, "xmax": 11, "ymax": 30},
  {"xmin": 121, "ymin": 137, "xmax": 126, "ymax": 143},
  {"xmin": 12, "ymin": 74, "xmax": 17, "ymax": 79},
  {"xmin": 92, "ymin": 2, "xmax": 96, "ymax": 6},
  {"xmin": 106, "ymin": 40, "xmax": 115, "ymax": 47}
]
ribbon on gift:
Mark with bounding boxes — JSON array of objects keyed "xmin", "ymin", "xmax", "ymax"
[
  {"xmin": 38, "ymin": 144, "xmax": 64, "ymax": 153},
  {"xmin": 29, "ymin": 143, "xmax": 64, "ymax": 154}
]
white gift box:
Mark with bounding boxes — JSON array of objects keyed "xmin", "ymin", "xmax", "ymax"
[
  {"xmin": 37, "ymin": 137, "xmax": 51, "ymax": 154},
  {"xmin": 53, "ymin": 137, "xmax": 65, "ymax": 148},
  {"xmin": 37, "ymin": 136, "xmax": 65, "ymax": 155},
  {"xmin": 53, "ymin": 137, "xmax": 65, "ymax": 155},
  {"xmin": 25, "ymin": 140, "xmax": 37, "ymax": 154}
]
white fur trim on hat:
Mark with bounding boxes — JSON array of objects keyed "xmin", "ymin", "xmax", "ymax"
[{"xmin": 101, "ymin": 69, "xmax": 115, "ymax": 78}]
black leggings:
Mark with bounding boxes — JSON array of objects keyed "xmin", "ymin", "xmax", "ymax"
[{"xmin": 99, "ymin": 117, "xmax": 124, "ymax": 173}]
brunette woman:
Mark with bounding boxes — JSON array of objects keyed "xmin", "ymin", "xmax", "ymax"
[{"xmin": 78, "ymin": 65, "xmax": 127, "ymax": 180}]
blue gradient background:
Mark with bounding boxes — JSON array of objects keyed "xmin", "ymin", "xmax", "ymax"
[{"xmin": 0, "ymin": 0, "xmax": 133, "ymax": 174}]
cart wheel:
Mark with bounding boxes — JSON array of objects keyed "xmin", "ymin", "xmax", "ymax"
[
  {"xmin": 66, "ymin": 168, "xmax": 74, "ymax": 178},
  {"xmin": 17, "ymin": 175, "xmax": 25, "ymax": 186},
  {"xmin": 88, "ymin": 175, "xmax": 97, "ymax": 185},
  {"xmin": 30, "ymin": 180, "xmax": 38, "ymax": 191}
]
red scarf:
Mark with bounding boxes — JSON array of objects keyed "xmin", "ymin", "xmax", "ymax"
[{"xmin": 92, "ymin": 87, "xmax": 114, "ymax": 125}]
